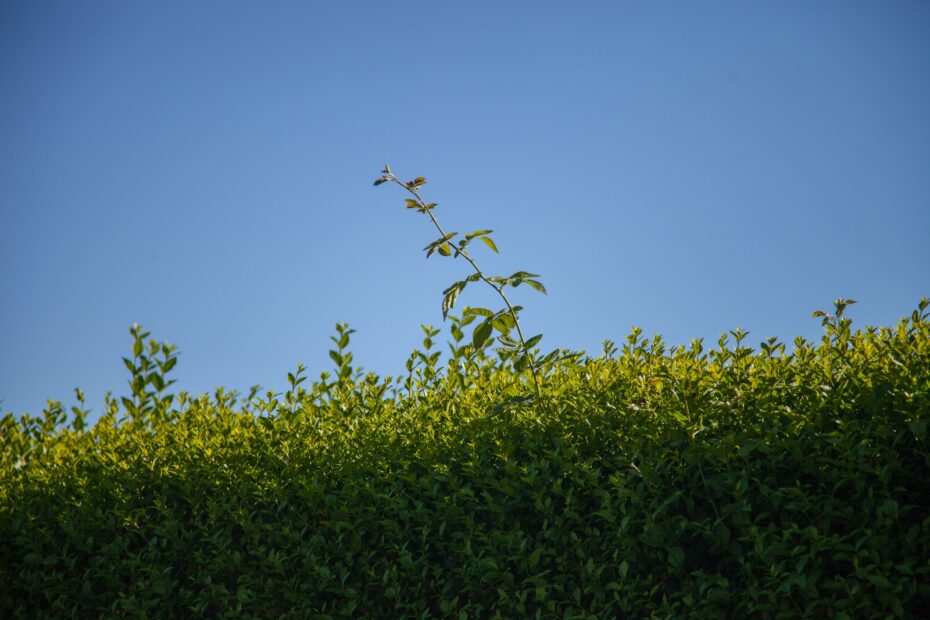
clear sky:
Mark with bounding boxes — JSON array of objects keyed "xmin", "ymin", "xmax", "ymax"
[{"xmin": 2, "ymin": 1, "xmax": 928, "ymax": 418}]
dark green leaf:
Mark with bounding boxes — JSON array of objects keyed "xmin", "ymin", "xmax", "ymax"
[
  {"xmin": 525, "ymin": 333, "xmax": 543, "ymax": 349},
  {"xmin": 442, "ymin": 286, "xmax": 461, "ymax": 319},
  {"xmin": 472, "ymin": 321, "xmax": 493, "ymax": 349}
]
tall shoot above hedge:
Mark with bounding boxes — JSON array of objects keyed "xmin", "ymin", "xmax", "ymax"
[{"xmin": 375, "ymin": 165, "xmax": 568, "ymax": 403}]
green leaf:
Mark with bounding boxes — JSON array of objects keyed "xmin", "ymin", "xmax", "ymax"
[
  {"xmin": 528, "ymin": 547, "xmax": 542, "ymax": 568},
  {"xmin": 524, "ymin": 333, "xmax": 543, "ymax": 349},
  {"xmin": 668, "ymin": 546, "xmax": 685, "ymax": 569},
  {"xmin": 443, "ymin": 281, "xmax": 466, "ymax": 296},
  {"xmin": 619, "ymin": 560, "xmax": 629, "ymax": 579},
  {"xmin": 524, "ymin": 279, "xmax": 547, "ymax": 295},
  {"xmin": 491, "ymin": 394, "xmax": 535, "ymax": 413},
  {"xmin": 442, "ymin": 286, "xmax": 461, "ymax": 319},
  {"xmin": 495, "ymin": 313, "xmax": 517, "ymax": 330},
  {"xmin": 424, "ymin": 233, "xmax": 457, "ymax": 254},
  {"xmin": 405, "ymin": 198, "xmax": 420, "ymax": 209},
  {"xmin": 465, "ymin": 229, "xmax": 493, "ymax": 240},
  {"xmin": 480, "ymin": 236, "xmax": 499, "ymax": 253},
  {"xmin": 491, "ymin": 317, "xmax": 512, "ymax": 336},
  {"xmin": 437, "ymin": 243, "xmax": 452, "ymax": 256},
  {"xmin": 23, "ymin": 553, "xmax": 42, "ymax": 566},
  {"xmin": 463, "ymin": 306, "xmax": 493, "ymax": 317},
  {"xmin": 472, "ymin": 321, "xmax": 493, "ymax": 349},
  {"xmin": 513, "ymin": 354, "xmax": 530, "ymax": 372},
  {"xmin": 497, "ymin": 335, "xmax": 521, "ymax": 349}
]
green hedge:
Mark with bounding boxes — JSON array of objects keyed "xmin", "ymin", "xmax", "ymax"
[{"xmin": 2, "ymin": 302, "xmax": 929, "ymax": 618}]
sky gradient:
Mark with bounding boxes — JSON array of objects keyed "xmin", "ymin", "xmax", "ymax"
[{"xmin": 2, "ymin": 1, "xmax": 929, "ymax": 419}]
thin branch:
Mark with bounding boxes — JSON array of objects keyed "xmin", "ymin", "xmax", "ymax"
[{"xmin": 385, "ymin": 173, "xmax": 543, "ymax": 401}]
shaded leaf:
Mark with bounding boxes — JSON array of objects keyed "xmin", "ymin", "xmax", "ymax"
[
  {"xmin": 442, "ymin": 285, "xmax": 461, "ymax": 319},
  {"xmin": 472, "ymin": 321, "xmax": 493, "ymax": 349}
]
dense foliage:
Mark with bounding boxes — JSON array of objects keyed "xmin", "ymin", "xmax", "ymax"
[{"xmin": 2, "ymin": 300, "xmax": 929, "ymax": 618}]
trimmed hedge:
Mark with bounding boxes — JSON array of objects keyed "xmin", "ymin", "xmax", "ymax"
[{"xmin": 2, "ymin": 302, "xmax": 929, "ymax": 618}]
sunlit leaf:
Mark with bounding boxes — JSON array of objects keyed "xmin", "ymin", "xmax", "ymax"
[
  {"xmin": 524, "ymin": 279, "xmax": 547, "ymax": 294},
  {"xmin": 466, "ymin": 229, "xmax": 493, "ymax": 240},
  {"xmin": 479, "ymin": 236, "xmax": 499, "ymax": 253},
  {"xmin": 463, "ymin": 306, "xmax": 493, "ymax": 317}
]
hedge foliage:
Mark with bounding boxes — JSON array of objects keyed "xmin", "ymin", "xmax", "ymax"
[{"xmin": 2, "ymin": 300, "xmax": 929, "ymax": 618}]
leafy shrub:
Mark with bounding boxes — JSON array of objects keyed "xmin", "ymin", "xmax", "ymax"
[{"xmin": 2, "ymin": 297, "xmax": 928, "ymax": 618}]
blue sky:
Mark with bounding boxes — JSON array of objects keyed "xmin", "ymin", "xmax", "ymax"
[{"xmin": 2, "ymin": 1, "xmax": 928, "ymax": 418}]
